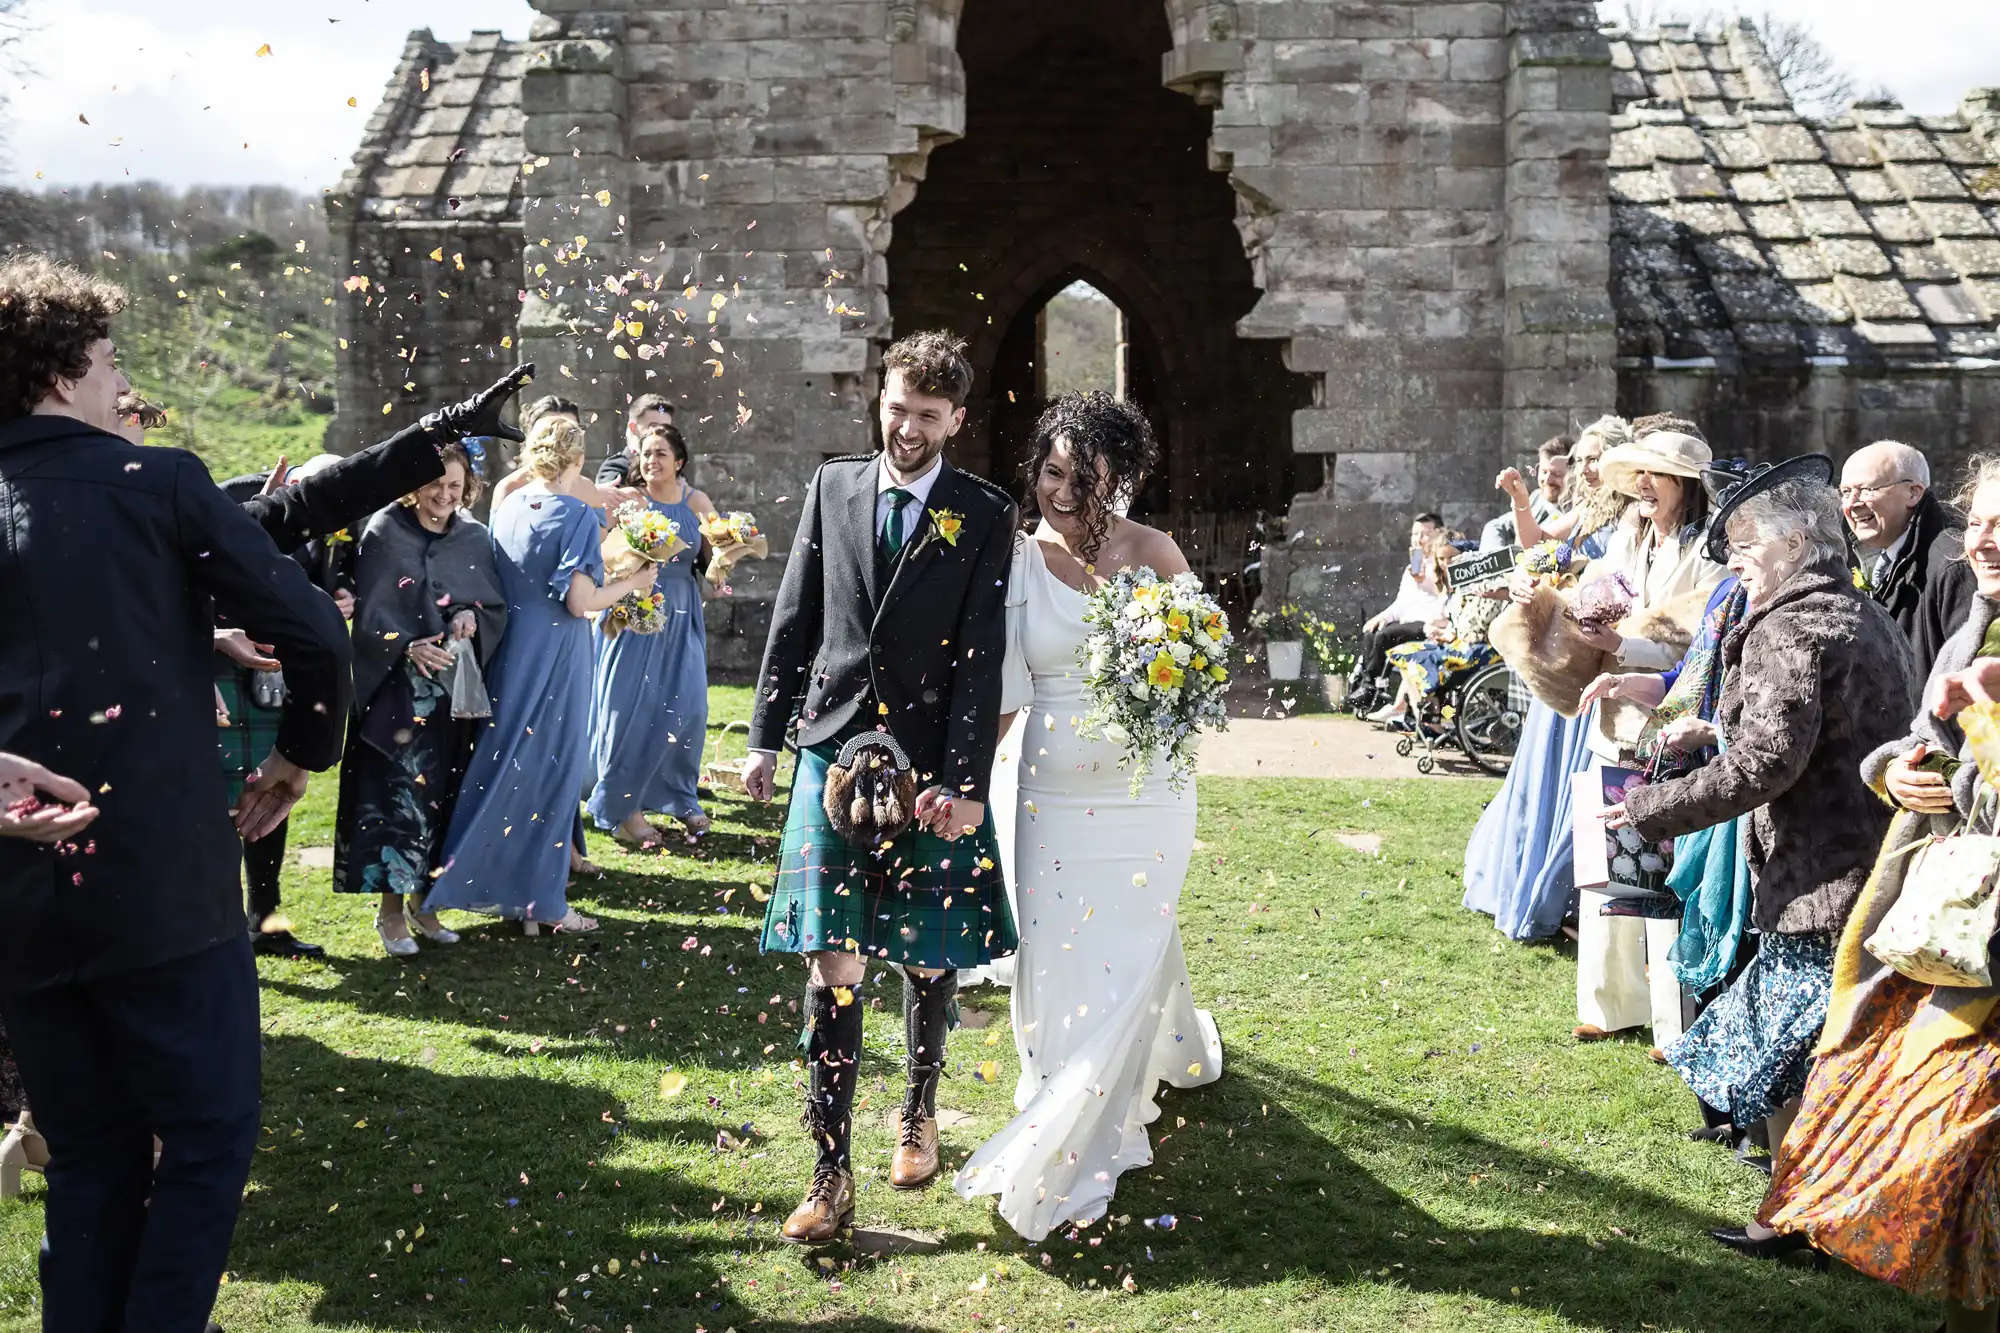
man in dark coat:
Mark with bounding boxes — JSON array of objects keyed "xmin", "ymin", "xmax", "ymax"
[
  {"xmin": 0, "ymin": 255, "xmax": 351, "ymax": 1329},
  {"xmin": 743, "ymin": 332, "xmax": 1017, "ymax": 1242},
  {"xmin": 1842, "ymin": 439, "xmax": 1975, "ymax": 675}
]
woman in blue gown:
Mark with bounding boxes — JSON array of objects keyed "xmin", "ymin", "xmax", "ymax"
[
  {"xmin": 588, "ymin": 425, "xmax": 719, "ymax": 844},
  {"xmin": 1462, "ymin": 418, "xmax": 1631, "ymax": 940},
  {"xmin": 427, "ymin": 418, "xmax": 659, "ymax": 935}
]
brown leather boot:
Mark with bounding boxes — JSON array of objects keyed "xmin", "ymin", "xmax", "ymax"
[
  {"xmin": 890, "ymin": 1109, "xmax": 940, "ymax": 1190},
  {"xmin": 780, "ymin": 1165, "xmax": 854, "ymax": 1244}
]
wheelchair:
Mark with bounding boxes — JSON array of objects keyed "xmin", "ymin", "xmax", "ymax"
[{"xmin": 1390, "ymin": 656, "xmax": 1530, "ymax": 777}]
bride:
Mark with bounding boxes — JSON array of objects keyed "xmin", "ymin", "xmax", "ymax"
[{"xmin": 952, "ymin": 391, "xmax": 1223, "ymax": 1242}]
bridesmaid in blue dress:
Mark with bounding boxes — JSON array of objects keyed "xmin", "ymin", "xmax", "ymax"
[
  {"xmin": 588, "ymin": 425, "xmax": 719, "ymax": 845},
  {"xmin": 1462, "ymin": 418, "xmax": 1632, "ymax": 940},
  {"xmin": 427, "ymin": 418, "xmax": 659, "ymax": 935}
]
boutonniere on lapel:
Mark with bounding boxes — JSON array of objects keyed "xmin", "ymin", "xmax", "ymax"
[{"xmin": 929, "ymin": 508, "xmax": 964, "ymax": 547}]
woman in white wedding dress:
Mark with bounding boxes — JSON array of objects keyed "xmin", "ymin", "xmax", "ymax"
[{"xmin": 954, "ymin": 391, "xmax": 1223, "ymax": 1242}]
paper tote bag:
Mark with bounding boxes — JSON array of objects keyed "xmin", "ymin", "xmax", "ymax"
[
  {"xmin": 1865, "ymin": 832, "xmax": 2000, "ymax": 988},
  {"xmin": 1571, "ymin": 766, "xmax": 1675, "ymax": 899}
]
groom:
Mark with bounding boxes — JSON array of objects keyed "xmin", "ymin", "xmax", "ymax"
[{"xmin": 744, "ymin": 330, "xmax": 1017, "ymax": 1243}]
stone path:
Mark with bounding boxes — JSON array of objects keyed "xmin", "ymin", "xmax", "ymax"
[{"xmin": 1195, "ymin": 714, "xmax": 1493, "ymax": 780}]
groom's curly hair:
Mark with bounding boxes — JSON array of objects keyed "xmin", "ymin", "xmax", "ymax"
[{"xmin": 1026, "ymin": 391, "xmax": 1161, "ymax": 563}]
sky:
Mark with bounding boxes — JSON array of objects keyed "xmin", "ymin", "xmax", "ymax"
[{"xmin": 2, "ymin": 0, "xmax": 1996, "ymax": 192}]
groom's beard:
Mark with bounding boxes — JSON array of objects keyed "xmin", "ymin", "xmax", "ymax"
[{"xmin": 884, "ymin": 429, "xmax": 945, "ymax": 480}]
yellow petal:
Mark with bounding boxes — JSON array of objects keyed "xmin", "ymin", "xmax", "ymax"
[{"xmin": 659, "ymin": 1071, "xmax": 688, "ymax": 1099}]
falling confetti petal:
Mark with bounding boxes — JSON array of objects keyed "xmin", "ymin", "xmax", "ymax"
[{"xmin": 658, "ymin": 1071, "xmax": 688, "ymax": 1099}]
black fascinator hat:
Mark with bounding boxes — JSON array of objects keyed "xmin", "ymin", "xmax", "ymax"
[{"xmin": 1700, "ymin": 454, "xmax": 1835, "ymax": 562}]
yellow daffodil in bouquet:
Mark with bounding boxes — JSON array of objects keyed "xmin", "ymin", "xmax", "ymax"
[
  {"xmin": 698, "ymin": 510, "xmax": 771, "ymax": 584},
  {"xmin": 601, "ymin": 589, "xmax": 668, "ymax": 640},
  {"xmin": 1077, "ymin": 568, "xmax": 1233, "ymax": 795}
]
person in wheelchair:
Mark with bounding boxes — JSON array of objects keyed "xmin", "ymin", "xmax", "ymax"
[{"xmin": 1369, "ymin": 533, "xmax": 1507, "ymax": 733}]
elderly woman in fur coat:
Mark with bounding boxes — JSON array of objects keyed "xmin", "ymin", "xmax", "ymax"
[
  {"xmin": 1596, "ymin": 458, "xmax": 1915, "ymax": 1260},
  {"xmin": 1747, "ymin": 459, "xmax": 2000, "ymax": 1332}
]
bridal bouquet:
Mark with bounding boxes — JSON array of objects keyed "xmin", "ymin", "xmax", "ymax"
[
  {"xmin": 601, "ymin": 589, "xmax": 667, "ymax": 639},
  {"xmin": 1076, "ymin": 569, "xmax": 1233, "ymax": 795}
]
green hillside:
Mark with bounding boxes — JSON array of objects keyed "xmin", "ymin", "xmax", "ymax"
[{"xmin": 1, "ymin": 184, "xmax": 337, "ymax": 481}]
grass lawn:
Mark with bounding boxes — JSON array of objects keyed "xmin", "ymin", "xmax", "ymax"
[{"xmin": 0, "ymin": 687, "xmax": 1935, "ymax": 1332}]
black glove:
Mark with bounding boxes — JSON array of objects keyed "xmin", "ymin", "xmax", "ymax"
[{"xmin": 416, "ymin": 362, "xmax": 536, "ymax": 445}]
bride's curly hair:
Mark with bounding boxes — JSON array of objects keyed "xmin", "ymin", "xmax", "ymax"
[{"xmin": 1024, "ymin": 391, "xmax": 1161, "ymax": 563}]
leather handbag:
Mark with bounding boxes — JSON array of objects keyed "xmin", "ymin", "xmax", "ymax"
[{"xmin": 1866, "ymin": 802, "xmax": 2000, "ymax": 988}]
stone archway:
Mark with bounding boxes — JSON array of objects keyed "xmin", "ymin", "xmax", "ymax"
[{"xmin": 884, "ymin": 0, "xmax": 1314, "ymax": 531}]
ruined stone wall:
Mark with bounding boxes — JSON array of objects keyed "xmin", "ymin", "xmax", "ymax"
[
  {"xmin": 886, "ymin": 0, "xmax": 1310, "ymax": 517},
  {"xmin": 327, "ymin": 224, "xmax": 523, "ymax": 452},
  {"xmin": 1621, "ymin": 364, "xmax": 2000, "ymax": 480},
  {"xmin": 515, "ymin": 2, "xmax": 969, "ymax": 671},
  {"xmin": 1188, "ymin": 0, "xmax": 1614, "ymax": 627},
  {"xmin": 329, "ymin": 30, "xmax": 527, "ymax": 455}
]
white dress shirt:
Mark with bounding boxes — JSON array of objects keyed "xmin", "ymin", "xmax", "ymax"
[
  {"xmin": 1868, "ymin": 521, "xmax": 1913, "ymax": 592},
  {"xmin": 877, "ymin": 453, "xmax": 944, "ymax": 549}
]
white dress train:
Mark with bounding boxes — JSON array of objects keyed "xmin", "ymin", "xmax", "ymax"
[{"xmin": 954, "ymin": 537, "xmax": 1223, "ymax": 1242}]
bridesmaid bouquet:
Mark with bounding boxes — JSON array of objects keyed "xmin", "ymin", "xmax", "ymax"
[
  {"xmin": 603, "ymin": 502, "xmax": 686, "ymax": 579},
  {"xmin": 1077, "ymin": 569, "xmax": 1234, "ymax": 795},
  {"xmin": 602, "ymin": 589, "xmax": 668, "ymax": 639},
  {"xmin": 699, "ymin": 510, "xmax": 771, "ymax": 584}
]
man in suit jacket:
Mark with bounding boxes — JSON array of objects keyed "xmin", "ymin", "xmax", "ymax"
[
  {"xmin": 744, "ymin": 331, "xmax": 1018, "ymax": 1241},
  {"xmin": 0, "ymin": 254, "xmax": 355, "ymax": 1332}
]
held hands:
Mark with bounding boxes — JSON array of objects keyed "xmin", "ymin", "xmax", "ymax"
[
  {"xmin": 0, "ymin": 753, "xmax": 98, "ymax": 844},
  {"xmin": 623, "ymin": 562, "xmax": 661, "ymax": 595},
  {"xmin": 741, "ymin": 751, "xmax": 776, "ymax": 804},
  {"xmin": 334, "ymin": 588, "xmax": 356, "ymax": 620},
  {"xmin": 450, "ymin": 609, "xmax": 479, "ymax": 641},
  {"xmin": 1599, "ymin": 801, "xmax": 1631, "ymax": 831},
  {"xmin": 914, "ymin": 787, "xmax": 984, "ymax": 841},
  {"xmin": 1507, "ymin": 567, "xmax": 1539, "ymax": 607},
  {"xmin": 1885, "ymin": 743, "xmax": 1957, "ymax": 815},
  {"xmin": 232, "ymin": 750, "xmax": 310, "ymax": 842},
  {"xmin": 1935, "ymin": 660, "xmax": 2000, "ymax": 720},
  {"xmin": 214, "ymin": 628, "xmax": 280, "ymax": 671}
]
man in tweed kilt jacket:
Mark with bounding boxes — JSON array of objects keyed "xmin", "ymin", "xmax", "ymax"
[{"xmin": 745, "ymin": 332, "xmax": 1017, "ymax": 1243}]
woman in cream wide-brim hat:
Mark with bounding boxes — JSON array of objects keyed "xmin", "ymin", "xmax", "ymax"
[{"xmin": 1598, "ymin": 429, "xmax": 1713, "ymax": 500}]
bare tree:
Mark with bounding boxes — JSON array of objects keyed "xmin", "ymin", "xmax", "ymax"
[
  {"xmin": 1602, "ymin": 3, "xmax": 1865, "ymax": 115},
  {"xmin": 1750, "ymin": 12, "xmax": 1857, "ymax": 114}
]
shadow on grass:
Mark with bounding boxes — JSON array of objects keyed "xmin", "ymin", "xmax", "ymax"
[
  {"xmin": 986, "ymin": 1052, "xmax": 1932, "ymax": 1333},
  {"xmin": 226, "ymin": 1034, "xmax": 1935, "ymax": 1333}
]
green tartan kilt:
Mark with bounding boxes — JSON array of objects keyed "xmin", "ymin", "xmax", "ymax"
[
  {"xmin": 215, "ymin": 666, "xmax": 284, "ymax": 804},
  {"xmin": 758, "ymin": 740, "xmax": 1019, "ymax": 970}
]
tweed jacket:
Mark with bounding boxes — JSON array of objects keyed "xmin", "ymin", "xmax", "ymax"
[
  {"xmin": 749, "ymin": 453, "xmax": 1017, "ymax": 804},
  {"xmin": 1625, "ymin": 559, "xmax": 1916, "ymax": 935}
]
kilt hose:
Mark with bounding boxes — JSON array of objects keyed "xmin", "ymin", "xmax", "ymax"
[{"xmin": 758, "ymin": 739, "xmax": 1018, "ymax": 971}]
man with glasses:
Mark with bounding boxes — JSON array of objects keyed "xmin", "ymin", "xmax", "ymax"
[{"xmin": 1840, "ymin": 439, "xmax": 1972, "ymax": 673}]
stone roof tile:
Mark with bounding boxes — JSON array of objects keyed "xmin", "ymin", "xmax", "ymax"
[{"xmin": 1912, "ymin": 200, "xmax": 1995, "ymax": 237}]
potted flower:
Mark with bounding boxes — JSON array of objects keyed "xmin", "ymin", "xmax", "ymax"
[
  {"xmin": 1250, "ymin": 604, "xmax": 1311, "ymax": 681},
  {"xmin": 1302, "ymin": 617, "xmax": 1357, "ymax": 707}
]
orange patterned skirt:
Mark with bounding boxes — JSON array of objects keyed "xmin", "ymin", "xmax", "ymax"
[{"xmin": 1761, "ymin": 972, "xmax": 2000, "ymax": 1306}]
